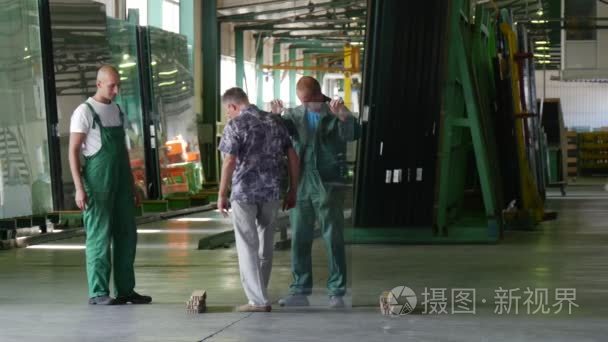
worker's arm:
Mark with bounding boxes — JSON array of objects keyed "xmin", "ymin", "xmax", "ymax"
[
  {"xmin": 283, "ymin": 147, "xmax": 300, "ymax": 210},
  {"xmin": 68, "ymin": 132, "xmax": 87, "ymax": 210},
  {"xmin": 270, "ymin": 99, "xmax": 298, "ymax": 136},
  {"xmin": 328, "ymin": 99, "xmax": 359, "ymax": 141},
  {"xmin": 218, "ymin": 153, "xmax": 237, "ymax": 217}
]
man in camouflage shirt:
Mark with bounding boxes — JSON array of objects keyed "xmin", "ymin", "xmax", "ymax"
[{"xmin": 218, "ymin": 87, "xmax": 299, "ymax": 312}]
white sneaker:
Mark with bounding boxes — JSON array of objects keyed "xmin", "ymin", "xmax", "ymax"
[
  {"xmin": 328, "ymin": 296, "xmax": 345, "ymax": 308},
  {"xmin": 278, "ymin": 294, "xmax": 310, "ymax": 307}
]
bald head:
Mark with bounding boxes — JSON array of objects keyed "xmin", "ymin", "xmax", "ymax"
[
  {"xmin": 95, "ymin": 65, "xmax": 120, "ymax": 103},
  {"xmin": 97, "ymin": 65, "xmax": 119, "ymax": 82},
  {"xmin": 297, "ymin": 76, "xmax": 324, "ymax": 102}
]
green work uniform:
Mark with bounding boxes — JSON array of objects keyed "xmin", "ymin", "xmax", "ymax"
[
  {"xmin": 82, "ymin": 102, "xmax": 137, "ymax": 298},
  {"xmin": 281, "ymin": 104, "xmax": 358, "ymax": 297}
]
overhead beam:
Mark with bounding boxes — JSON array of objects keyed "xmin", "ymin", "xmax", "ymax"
[{"xmin": 218, "ymin": 0, "xmax": 365, "ymax": 21}]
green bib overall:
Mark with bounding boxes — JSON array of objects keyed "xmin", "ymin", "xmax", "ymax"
[{"xmin": 82, "ymin": 102, "xmax": 137, "ymax": 298}]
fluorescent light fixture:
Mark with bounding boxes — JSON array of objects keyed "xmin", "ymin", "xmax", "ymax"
[
  {"xmin": 158, "ymin": 81, "xmax": 176, "ymax": 87},
  {"xmin": 23, "ymin": 55, "xmax": 31, "ymax": 60},
  {"xmin": 537, "ymin": 10, "xmax": 543, "ymax": 16},
  {"xmin": 174, "ymin": 217, "xmax": 213, "ymax": 222},
  {"xmin": 120, "ymin": 77, "xmax": 128, "ymax": 81},
  {"xmin": 151, "ymin": 60, "xmax": 157, "ymax": 66},
  {"xmin": 181, "ymin": 86, "xmax": 187, "ymax": 91},
  {"xmin": 137, "ymin": 229, "xmax": 163, "ymax": 234},
  {"xmin": 350, "ymin": 42, "xmax": 363, "ymax": 46},
  {"xmin": 531, "ymin": 20, "xmax": 548, "ymax": 24},
  {"xmin": 24, "ymin": 47, "xmax": 28, "ymax": 51},
  {"xmin": 119, "ymin": 62, "xmax": 137, "ymax": 68},
  {"xmin": 537, "ymin": 60, "xmax": 551, "ymax": 64},
  {"xmin": 536, "ymin": 46, "xmax": 550, "ymax": 51},
  {"xmin": 158, "ymin": 69, "xmax": 178, "ymax": 76},
  {"xmin": 123, "ymin": 54, "xmax": 130, "ymax": 60},
  {"xmin": 27, "ymin": 245, "xmax": 85, "ymax": 250},
  {"xmin": 535, "ymin": 41, "xmax": 549, "ymax": 45}
]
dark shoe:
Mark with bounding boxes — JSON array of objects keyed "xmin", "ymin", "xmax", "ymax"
[
  {"xmin": 88, "ymin": 295, "xmax": 116, "ymax": 305},
  {"xmin": 115, "ymin": 292, "xmax": 152, "ymax": 305},
  {"xmin": 235, "ymin": 304, "xmax": 272, "ymax": 312},
  {"xmin": 278, "ymin": 294, "xmax": 309, "ymax": 307},
  {"xmin": 328, "ymin": 296, "xmax": 345, "ymax": 308}
]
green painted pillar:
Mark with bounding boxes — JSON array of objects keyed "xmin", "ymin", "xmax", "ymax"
[
  {"xmin": 180, "ymin": 0, "xmax": 194, "ymax": 71},
  {"xmin": 273, "ymin": 40, "xmax": 281, "ymax": 99},
  {"xmin": 289, "ymin": 47, "xmax": 296, "ymax": 106},
  {"xmin": 201, "ymin": 0, "xmax": 219, "ymax": 182},
  {"xmin": 256, "ymin": 35, "xmax": 264, "ymax": 108},
  {"xmin": 148, "ymin": 0, "xmax": 162, "ymax": 28},
  {"xmin": 235, "ymin": 29, "xmax": 244, "ymax": 88},
  {"xmin": 303, "ymin": 52, "xmax": 312, "ymax": 76}
]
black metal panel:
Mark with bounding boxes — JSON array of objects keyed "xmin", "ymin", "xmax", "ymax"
[
  {"xmin": 354, "ymin": 0, "xmax": 448, "ymax": 228},
  {"xmin": 38, "ymin": 0, "xmax": 63, "ymax": 211},
  {"xmin": 137, "ymin": 27, "xmax": 161, "ymax": 200}
]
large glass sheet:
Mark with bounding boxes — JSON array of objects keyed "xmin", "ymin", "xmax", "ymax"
[
  {"xmin": 50, "ymin": 1, "xmax": 112, "ymax": 210},
  {"xmin": 147, "ymin": 27, "xmax": 201, "ymax": 197},
  {"xmin": 107, "ymin": 18, "xmax": 148, "ymax": 199},
  {"xmin": 0, "ymin": 0, "xmax": 53, "ymax": 218}
]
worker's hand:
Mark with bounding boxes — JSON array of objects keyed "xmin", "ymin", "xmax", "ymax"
[
  {"xmin": 134, "ymin": 191, "xmax": 142, "ymax": 207},
  {"xmin": 282, "ymin": 189, "xmax": 297, "ymax": 211},
  {"xmin": 75, "ymin": 189, "xmax": 87, "ymax": 211},
  {"xmin": 217, "ymin": 195, "xmax": 230, "ymax": 218},
  {"xmin": 270, "ymin": 99, "xmax": 284, "ymax": 114},
  {"xmin": 328, "ymin": 97, "xmax": 349, "ymax": 121}
]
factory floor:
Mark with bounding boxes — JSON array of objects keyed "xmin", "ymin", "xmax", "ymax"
[{"xmin": 1, "ymin": 185, "xmax": 607, "ymax": 341}]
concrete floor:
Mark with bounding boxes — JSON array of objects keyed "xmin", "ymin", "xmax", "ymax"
[{"xmin": 1, "ymin": 187, "xmax": 608, "ymax": 341}]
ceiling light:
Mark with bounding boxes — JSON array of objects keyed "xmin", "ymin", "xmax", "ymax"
[
  {"xmin": 119, "ymin": 62, "xmax": 137, "ymax": 68},
  {"xmin": 536, "ymin": 46, "xmax": 550, "ymax": 51},
  {"xmin": 535, "ymin": 41, "xmax": 549, "ymax": 45},
  {"xmin": 174, "ymin": 217, "xmax": 213, "ymax": 222},
  {"xmin": 123, "ymin": 54, "xmax": 130, "ymax": 60},
  {"xmin": 27, "ymin": 244, "xmax": 85, "ymax": 250},
  {"xmin": 158, "ymin": 69, "xmax": 178, "ymax": 76}
]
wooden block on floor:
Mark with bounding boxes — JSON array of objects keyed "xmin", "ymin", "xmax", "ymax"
[{"xmin": 186, "ymin": 290, "xmax": 207, "ymax": 314}]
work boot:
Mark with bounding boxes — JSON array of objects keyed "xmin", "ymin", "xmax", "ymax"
[
  {"xmin": 235, "ymin": 304, "xmax": 272, "ymax": 312},
  {"xmin": 278, "ymin": 294, "xmax": 309, "ymax": 307},
  {"xmin": 115, "ymin": 291, "xmax": 152, "ymax": 305},
  {"xmin": 88, "ymin": 295, "xmax": 116, "ymax": 305},
  {"xmin": 328, "ymin": 296, "xmax": 345, "ymax": 309}
]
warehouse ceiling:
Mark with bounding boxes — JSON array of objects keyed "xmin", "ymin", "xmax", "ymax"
[
  {"xmin": 218, "ymin": 0, "xmax": 367, "ymax": 44},
  {"xmin": 478, "ymin": 0, "xmax": 561, "ymax": 69}
]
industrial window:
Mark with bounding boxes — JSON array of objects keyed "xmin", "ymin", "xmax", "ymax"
[
  {"xmin": 162, "ymin": 0, "xmax": 180, "ymax": 34},
  {"xmin": 565, "ymin": 0, "xmax": 597, "ymax": 40},
  {"xmin": 126, "ymin": 0, "xmax": 148, "ymax": 26}
]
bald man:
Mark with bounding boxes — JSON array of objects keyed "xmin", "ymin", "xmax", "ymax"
[
  {"xmin": 270, "ymin": 76, "xmax": 359, "ymax": 308},
  {"xmin": 69, "ymin": 65, "xmax": 151, "ymax": 305}
]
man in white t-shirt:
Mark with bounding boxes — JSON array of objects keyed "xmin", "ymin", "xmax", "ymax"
[{"xmin": 68, "ymin": 65, "xmax": 151, "ymax": 306}]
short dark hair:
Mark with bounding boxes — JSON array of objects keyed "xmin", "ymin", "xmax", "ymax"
[{"xmin": 222, "ymin": 87, "xmax": 249, "ymax": 104}]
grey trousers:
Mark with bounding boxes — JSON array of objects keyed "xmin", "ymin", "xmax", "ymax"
[{"xmin": 231, "ymin": 200, "xmax": 281, "ymax": 306}]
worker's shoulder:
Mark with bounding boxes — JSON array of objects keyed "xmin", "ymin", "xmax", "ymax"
[{"xmin": 72, "ymin": 101, "xmax": 94, "ymax": 119}]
